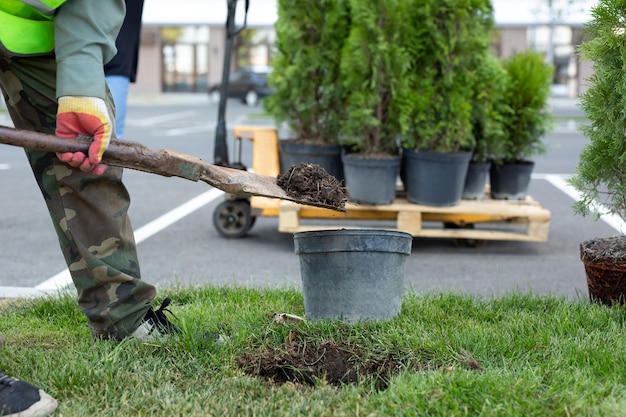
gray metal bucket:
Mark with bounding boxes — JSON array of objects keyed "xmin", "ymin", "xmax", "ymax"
[{"xmin": 294, "ymin": 229, "xmax": 412, "ymax": 322}]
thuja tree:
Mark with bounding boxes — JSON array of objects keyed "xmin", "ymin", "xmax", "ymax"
[
  {"xmin": 264, "ymin": 0, "xmax": 350, "ymax": 145},
  {"xmin": 570, "ymin": 0, "xmax": 626, "ymax": 221},
  {"xmin": 402, "ymin": 0, "xmax": 494, "ymax": 153},
  {"xmin": 469, "ymin": 52, "xmax": 508, "ymax": 163},
  {"xmin": 338, "ymin": 0, "xmax": 412, "ymax": 156},
  {"xmin": 496, "ymin": 50, "xmax": 553, "ymax": 163}
]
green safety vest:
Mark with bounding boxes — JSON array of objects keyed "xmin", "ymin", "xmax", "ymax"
[{"xmin": 0, "ymin": 0, "xmax": 67, "ymax": 56}]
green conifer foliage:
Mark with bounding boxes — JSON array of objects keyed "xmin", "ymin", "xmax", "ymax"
[
  {"xmin": 497, "ymin": 51, "xmax": 553, "ymax": 164},
  {"xmin": 264, "ymin": 0, "xmax": 350, "ymax": 145},
  {"xmin": 469, "ymin": 52, "xmax": 508, "ymax": 163},
  {"xmin": 571, "ymin": 0, "xmax": 626, "ymax": 221},
  {"xmin": 403, "ymin": 0, "xmax": 494, "ymax": 153},
  {"xmin": 338, "ymin": 0, "xmax": 412, "ymax": 156}
]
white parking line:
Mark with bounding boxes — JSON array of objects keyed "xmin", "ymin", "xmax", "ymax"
[
  {"xmin": 539, "ymin": 173, "xmax": 625, "ymax": 233},
  {"xmin": 126, "ymin": 110, "xmax": 197, "ymax": 127},
  {"xmin": 0, "ymin": 189, "xmax": 224, "ymax": 297},
  {"xmin": 0, "ymin": 164, "xmax": 9, "ymax": 170},
  {"xmin": 162, "ymin": 115, "xmax": 246, "ymax": 136},
  {"xmin": 164, "ymin": 125, "xmax": 214, "ymax": 136}
]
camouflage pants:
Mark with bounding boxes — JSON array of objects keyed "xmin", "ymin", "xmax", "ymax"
[{"xmin": 0, "ymin": 52, "xmax": 156, "ymax": 340}]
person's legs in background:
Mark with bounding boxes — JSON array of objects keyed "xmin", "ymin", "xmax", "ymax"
[{"xmin": 105, "ymin": 74, "xmax": 131, "ymax": 138}]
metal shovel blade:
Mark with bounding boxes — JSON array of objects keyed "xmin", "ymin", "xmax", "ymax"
[{"xmin": 0, "ymin": 126, "xmax": 344, "ymax": 212}]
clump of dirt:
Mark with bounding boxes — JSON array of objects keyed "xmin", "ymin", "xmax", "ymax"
[
  {"xmin": 277, "ymin": 163, "xmax": 348, "ymax": 212},
  {"xmin": 237, "ymin": 340, "xmax": 425, "ymax": 391}
]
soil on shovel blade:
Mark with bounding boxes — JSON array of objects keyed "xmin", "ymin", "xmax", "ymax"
[{"xmin": 277, "ymin": 163, "xmax": 348, "ymax": 211}]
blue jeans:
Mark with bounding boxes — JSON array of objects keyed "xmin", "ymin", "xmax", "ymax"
[{"xmin": 105, "ymin": 75, "xmax": 130, "ymax": 139}]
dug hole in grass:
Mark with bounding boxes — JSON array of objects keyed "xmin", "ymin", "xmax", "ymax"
[{"xmin": 1, "ymin": 286, "xmax": 625, "ymax": 416}]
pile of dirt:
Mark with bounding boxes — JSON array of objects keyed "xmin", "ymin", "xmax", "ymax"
[
  {"xmin": 238, "ymin": 340, "xmax": 424, "ymax": 390},
  {"xmin": 277, "ymin": 163, "xmax": 348, "ymax": 211}
]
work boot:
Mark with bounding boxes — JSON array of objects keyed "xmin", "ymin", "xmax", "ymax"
[
  {"xmin": 0, "ymin": 372, "xmax": 58, "ymax": 417},
  {"xmin": 131, "ymin": 297, "xmax": 179, "ymax": 341},
  {"xmin": 130, "ymin": 298, "xmax": 228, "ymax": 343}
]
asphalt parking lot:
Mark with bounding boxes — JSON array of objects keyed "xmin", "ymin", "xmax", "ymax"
[{"xmin": 0, "ymin": 95, "xmax": 617, "ymax": 301}]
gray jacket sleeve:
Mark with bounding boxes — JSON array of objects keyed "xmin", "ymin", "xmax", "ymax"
[{"xmin": 54, "ymin": 0, "xmax": 126, "ymax": 99}]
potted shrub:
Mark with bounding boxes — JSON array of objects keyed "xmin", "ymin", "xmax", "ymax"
[
  {"xmin": 337, "ymin": 0, "xmax": 411, "ymax": 205},
  {"xmin": 463, "ymin": 51, "xmax": 508, "ymax": 200},
  {"xmin": 401, "ymin": 0, "xmax": 494, "ymax": 206},
  {"xmin": 490, "ymin": 50, "xmax": 554, "ymax": 200},
  {"xmin": 570, "ymin": 0, "xmax": 626, "ymax": 304},
  {"xmin": 264, "ymin": 0, "xmax": 350, "ymax": 179}
]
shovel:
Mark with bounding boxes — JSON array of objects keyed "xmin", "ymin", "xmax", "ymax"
[{"xmin": 0, "ymin": 125, "xmax": 344, "ymax": 212}]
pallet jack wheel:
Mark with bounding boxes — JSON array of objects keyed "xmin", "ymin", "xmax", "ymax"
[
  {"xmin": 213, "ymin": 199, "xmax": 256, "ymax": 238},
  {"xmin": 443, "ymin": 222, "xmax": 486, "ymax": 248},
  {"xmin": 456, "ymin": 237, "xmax": 486, "ymax": 248}
]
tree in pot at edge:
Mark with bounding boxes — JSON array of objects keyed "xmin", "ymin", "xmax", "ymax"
[
  {"xmin": 400, "ymin": 0, "xmax": 493, "ymax": 206},
  {"xmin": 337, "ymin": 0, "xmax": 411, "ymax": 205},
  {"xmin": 264, "ymin": 0, "xmax": 350, "ymax": 178},
  {"xmin": 569, "ymin": 0, "xmax": 626, "ymax": 305},
  {"xmin": 489, "ymin": 50, "xmax": 553, "ymax": 200}
]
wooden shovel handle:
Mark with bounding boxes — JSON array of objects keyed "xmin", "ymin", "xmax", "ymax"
[
  {"xmin": 0, "ymin": 126, "xmax": 205, "ymax": 181},
  {"xmin": 0, "ymin": 125, "xmax": 345, "ymax": 211}
]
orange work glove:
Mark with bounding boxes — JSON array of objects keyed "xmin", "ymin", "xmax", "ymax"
[{"xmin": 55, "ymin": 96, "xmax": 114, "ymax": 176}]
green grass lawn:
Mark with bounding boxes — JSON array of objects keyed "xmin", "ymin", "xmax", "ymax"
[{"xmin": 1, "ymin": 286, "xmax": 625, "ymax": 416}]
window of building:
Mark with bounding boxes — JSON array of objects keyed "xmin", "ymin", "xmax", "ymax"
[{"xmin": 161, "ymin": 26, "xmax": 210, "ymax": 92}]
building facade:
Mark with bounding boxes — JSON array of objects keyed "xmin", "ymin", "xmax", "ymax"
[{"xmin": 131, "ymin": 0, "xmax": 594, "ymax": 97}]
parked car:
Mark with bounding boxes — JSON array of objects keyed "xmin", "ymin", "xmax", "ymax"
[{"xmin": 208, "ymin": 67, "xmax": 273, "ymax": 106}]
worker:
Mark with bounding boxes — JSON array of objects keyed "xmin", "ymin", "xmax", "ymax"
[
  {"xmin": 0, "ymin": 1, "xmax": 177, "ymax": 415},
  {"xmin": 105, "ymin": 0, "xmax": 145, "ymax": 139}
]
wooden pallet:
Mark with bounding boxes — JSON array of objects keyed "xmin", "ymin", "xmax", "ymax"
[
  {"xmin": 231, "ymin": 126, "xmax": 550, "ymax": 243},
  {"xmin": 278, "ymin": 194, "xmax": 551, "ymax": 242}
]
